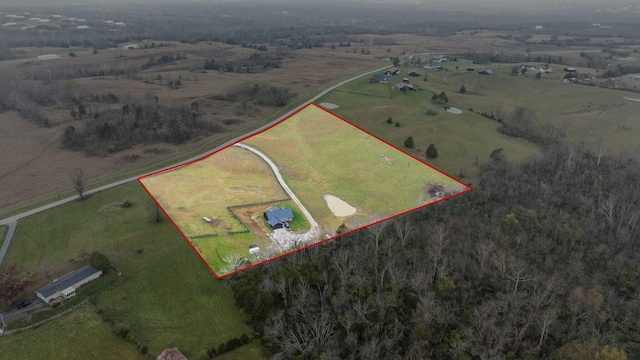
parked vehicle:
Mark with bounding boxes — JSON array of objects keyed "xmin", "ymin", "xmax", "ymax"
[{"xmin": 16, "ymin": 300, "xmax": 32, "ymax": 309}]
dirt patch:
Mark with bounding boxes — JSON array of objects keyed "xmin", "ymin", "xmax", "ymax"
[
  {"xmin": 233, "ymin": 205, "xmax": 273, "ymax": 237},
  {"xmin": 444, "ymin": 106, "xmax": 463, "ymax": 114},
  {"xmin": 323, "ymin": 194, "xmax": 356, "ymax": 217},
  {"xmin": 380, "ymin": 155, "xmax": 394, "ymax": 164},
  {"xmin": 99, "ymin": 201, "xmax": 131, "ymax": 212}
]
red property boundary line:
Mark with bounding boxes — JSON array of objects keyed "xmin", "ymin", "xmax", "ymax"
[{"xmin": 138, "ymin": 103, "xmax": 472, "ymax": 279}]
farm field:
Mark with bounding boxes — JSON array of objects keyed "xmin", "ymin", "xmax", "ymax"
[
  {"xmin": 0, "ymin": 182, "xmax": 252, "ymax": 358},
  {"xmin": 318, "ymin": 59, "xmax": 640, "ymax": 181},
  {"xmin": 141, "ymin": 104, "xmax": 470, "ymax": 277}
]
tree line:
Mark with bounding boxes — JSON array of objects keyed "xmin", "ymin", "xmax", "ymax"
[
  {"xmin": 229, "ymin": 140, "xmax": 640, "ymax": 359},
  {"xmin": 62, "ymin": 96, "xmax": 223, "ymax": 155}
]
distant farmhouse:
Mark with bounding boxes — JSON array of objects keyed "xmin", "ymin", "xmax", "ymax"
[
  {"xmin": 264, "ymin": 206, "xmax": 294, "ymax": 230},
  {"xmin": 478, "ymin": 69, "xmax": 493, "ymax": 75},
  {"xmin": 369, "ymin": 74, "xmax": 392, "ymax": 84},
  {"xmin": 35, "ymin": 265, "xmax": 102, "ymax": 304},
  {"xmin": 394, "ymin": 83, "xmax": 416, "ymax": 91},
  {"xmin": 385, "ymin": 67, "xmax": 400, "ymax": 76}
]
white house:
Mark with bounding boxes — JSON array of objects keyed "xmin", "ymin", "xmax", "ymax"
[{"xmin": 35, "ymin": 265, "xmax": 102, "ymax": 304}]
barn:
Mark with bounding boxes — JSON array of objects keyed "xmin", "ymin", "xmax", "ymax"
[{"xmin": 35, "ymin": 265, "xmax": 102, "ymax": 304}]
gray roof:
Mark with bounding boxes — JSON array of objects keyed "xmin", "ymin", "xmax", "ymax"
[
  {"xmin": 36, "ymin": 265, "xmax": 102, "ymax": 298},
  {"xmin": 265, "ymin": 207, "xmax": 294, "ymax": 228}
]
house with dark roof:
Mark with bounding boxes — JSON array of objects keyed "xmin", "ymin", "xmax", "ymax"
[
  {"xmin": 35, "ymin": 265, "xmax": 102, "ymax": 304},
  {"xmin": 263, "ymin": 206, "xmax": 294, "ymax": 230},
  {"xmin": 408, "ymin": 71, "xmax": 421, "ymax": 77},
  {"xmin": 394, "ymin": 83, "xmax": 416, "ymax": 91}
]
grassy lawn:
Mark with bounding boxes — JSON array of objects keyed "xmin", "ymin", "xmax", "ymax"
[
  {"xmin": 1, "ymin": 182, "xmax": 252, "ymax": 358},
  {"xmin": 0, "ymin": 304, "xmax": 145, "ymax": 360},
  {"xmin": 330, "ymin": 61, "xmax": 640, "ymax": 171},
  {"xmin": 215, "ymin": 340, "xmax": 268, "ymax": 360},
  {"xmin": 141, "ymin": 146, "xmax": 289, "ymax": 237},
  {"xmin": 317, "ymin": 73, "xmax": 543, "ymax": 183},
  {"xmin": 245, "ymin": 105, "xmax": 469, "ymax": 232}
]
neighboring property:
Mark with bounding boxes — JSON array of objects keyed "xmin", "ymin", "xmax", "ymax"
[
  {"xmin": 467, "ymin": 67, "xmax": 475, "ymax": 71},
  {"xmin": 385, "ymin": 67, "xmax": 400, "ymax": 76},
  {"xmin": 408, "ymin": 71, "xmax": 421, "ymax": 77},
  {"xmin": 370, "ymin": 74, "xmax": 392, "ymax": 84},
  {"xmin": 564, "ymin": 67, "xmax": 577, "ymax": 73},
  {"xmin": 35, "ymin": 265, "xmax": 102, "ymax": 304},
  {"xmin": 394, "ymin": 83, "xmax": 416, "ymax": 91},
  {"xmin": 263, "ymin": 206, "xmax": 294, "ymax": 230},
  {"xmin": 478, "ymin": 69, "xmax": 493, "ymax": 75}
]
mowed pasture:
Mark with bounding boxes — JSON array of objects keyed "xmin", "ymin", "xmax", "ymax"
[
  {"xmin": 244, "ymin": 104, "xmax": 469, "ymax": 233},
  {"xmin": 0, "ymin": 40, "xmax": 384, "ymax": 216},
  {"xmin": 317, "ymin": 57, "xmax": 640, "ymax": 180},
  {"xmin": 1, "ymin": 182, "xmax": 253, "ymax": 358},
  {"xmin": 141, "ymin": 146, "xmax": 288, "ymax": 237},
  {"xmin": 318, "ymin": 78, "xmax": 543, "ymax": 181}
]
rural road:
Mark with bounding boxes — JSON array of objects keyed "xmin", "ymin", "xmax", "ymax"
[
  {"xmin": 0, "ymin": 64, "xmax": 390, "ymax": 265},
  {"xmin": 233, "ymin": 143, "xmax": 320, "ymax": 236}
]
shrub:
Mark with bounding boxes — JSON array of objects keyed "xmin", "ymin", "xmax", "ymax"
[
  {"xmin": 404, "ymin": 136, "xmax": 414, "ymax": 148},
  {"xmin": 89, "ymin": 251, "xmax": 110, "ymax": 273},
  {"xmin": 114, "ymin": 323, "xmax": 130, "ymax": 338},
  {"xmin": 426, "ymin": 144, "xmax": 438, "ymax": 159}
]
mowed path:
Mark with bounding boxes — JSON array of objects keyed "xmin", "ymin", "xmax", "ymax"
[{"xmin": 233, "ymin": 143, "xmax": 320, "ymax": 249}]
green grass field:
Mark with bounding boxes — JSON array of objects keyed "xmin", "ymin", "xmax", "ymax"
[
  {"xmin": 141, "ymin": 146, "xmax": 289, "ymax": 236},
  {"xmin": 0, "ymin": 305, "xmax": 145, "ymax": 360},
  {"xmin": 0, "ymin": 182, "xmax": 251, "ymax": 358},
  {"xmin": 317, "ymin": 73, "xmax": 543, "ymax": 182},
  {"xmin": 319, "ymin": 61, "xmax": 640, "ymax": 181},
  {"xmin": 244, "ymin": 104, "xmax": 469, "ymax": 231},
  {"xmin": 142, "ymin": 104, "xmax": 468, "ymax": 276}
]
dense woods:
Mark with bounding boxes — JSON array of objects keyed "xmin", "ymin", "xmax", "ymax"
[{"xmin": 230, "ymin": 143, "xmax": 640, "ymax": 359}]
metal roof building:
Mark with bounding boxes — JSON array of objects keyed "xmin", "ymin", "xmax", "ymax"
[{"xmin": 35, "ymin": 265, "xmax": 102, "ymax": 304}]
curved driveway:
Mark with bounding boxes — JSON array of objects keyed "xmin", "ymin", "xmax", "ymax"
[
  {"xmin": 233, "ymin": 143, "xmax": 319, "ymax": 234},
  {"xmin": 0, "ymin": 64, "xmax": 391, "ymax": 264}
]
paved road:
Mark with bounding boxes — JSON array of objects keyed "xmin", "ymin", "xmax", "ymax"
[
  {"xmin": 0, "ymin": 298, "xmax": 48, "ymax": 327},
  {"xmin": 0, "ymin": 221, "xmax": 17, "ymax": 265},
  {"xmin": 0, "ymin": 64, "xmax": 390, "ymax": 265},
  {"xmin": 233, "ymin": 143, "xmax": 320, "ymax": 233}
]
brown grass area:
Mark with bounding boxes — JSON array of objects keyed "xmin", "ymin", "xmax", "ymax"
[
  {"xmin": 233, "ymin": 205, "xmax": 273, "ymax": 238},
  {"xmin": 1, "ymin": 32, "xmax": 613, "ymax": 213},
  {"xmin": 140, "ymin": 146, "xmax": 288, "ymax": 236}
]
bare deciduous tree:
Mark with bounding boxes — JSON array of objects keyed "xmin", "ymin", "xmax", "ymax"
[{"xmin": 71, "ymin": 168, "xmax": 86, "ymax": 200}]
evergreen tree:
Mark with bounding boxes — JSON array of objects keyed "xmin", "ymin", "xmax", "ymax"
[
  {"xmin": 404, "ymin": 136, "xmax": 414, "ymax": 148},
  {"xmin": 426, "ymin": 144, "xmax": 438, "ymax": 158}
]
